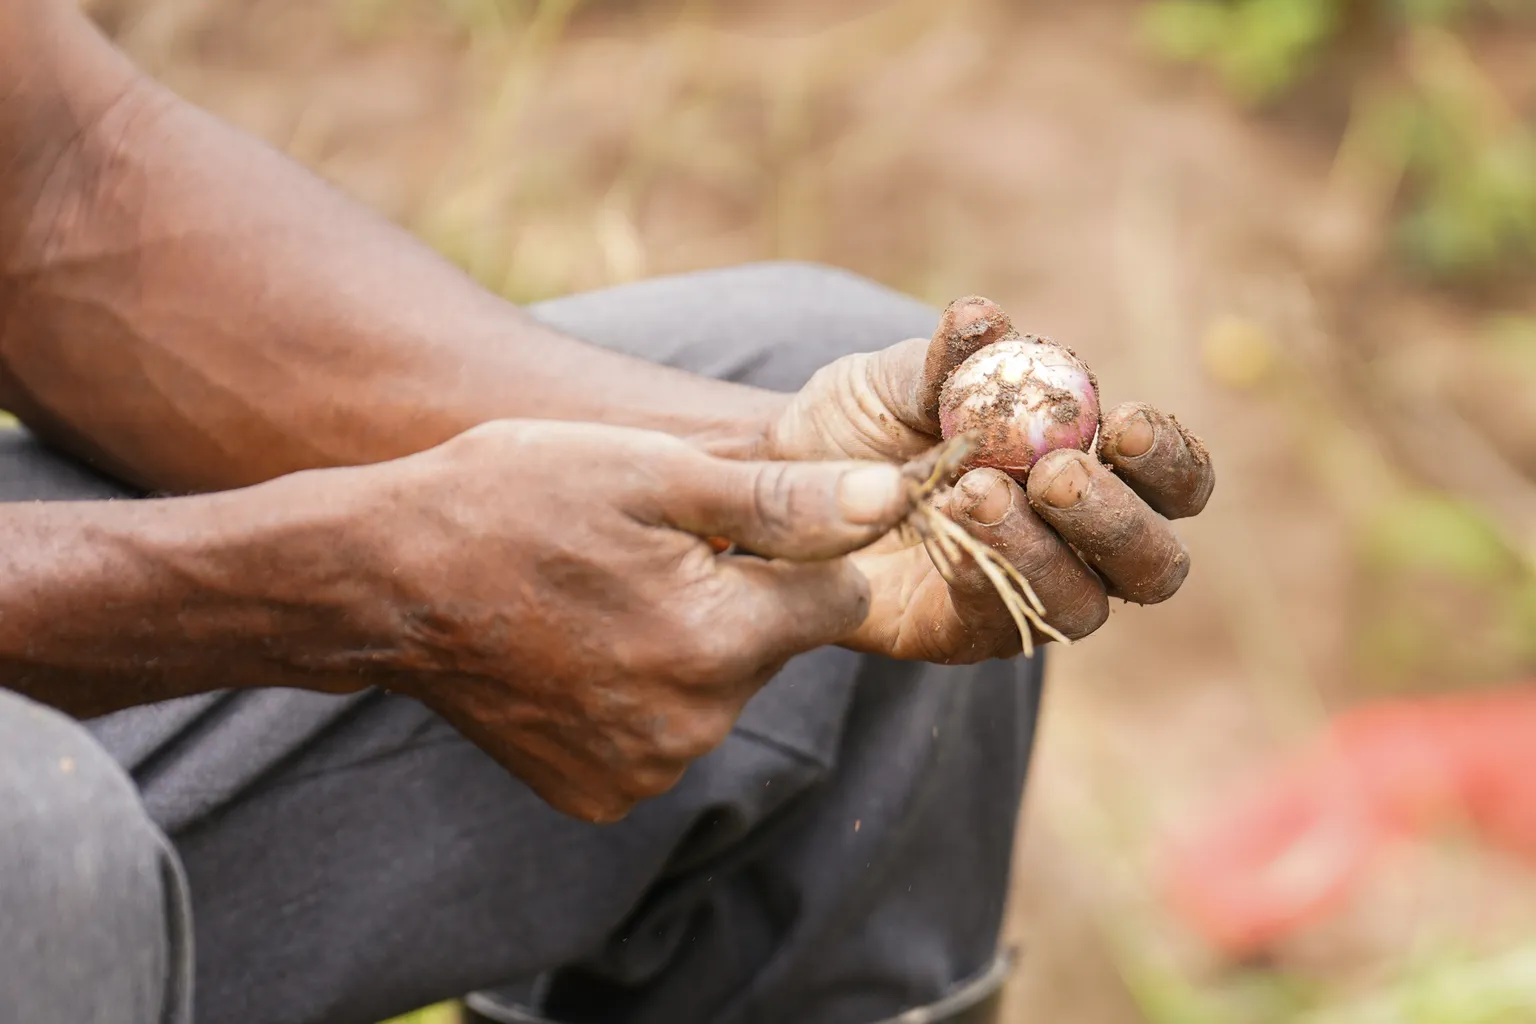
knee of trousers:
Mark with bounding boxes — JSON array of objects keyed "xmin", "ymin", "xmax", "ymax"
[
  {"xmin": 530, "ymin": 260, "xmax": 941, "ymax": 394},
  {"xmin": 0, "ymin": 690, "xmax": 178, "ymax": 964},
  {"xmin": 705, "ymin": 260, "xmax": 940, "ymax": 381}
]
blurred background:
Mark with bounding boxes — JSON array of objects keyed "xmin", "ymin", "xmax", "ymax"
[{"xmin": 78, "ymin": 0, "xmax": 1536, "ymax": 1021}]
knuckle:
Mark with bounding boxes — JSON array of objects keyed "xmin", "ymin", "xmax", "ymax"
[
  {"xmin": 655, "ymin": 708, "xmax": 735, "ymax": 762},
  {"xmin": 670, "ymin": 601, "xmax": 753, "ymax": 681},
  {"xmin": 799, "ymin": 359, "xmax": 847, "ymax": 402},
  {"xmin": 1130, "ymin": 543, "xmax": 1191, "ymax": 605},
  {"xmin": 452, "ymin": 418, "xmax": 532, "ymax": 457},
  {"xmin": 548, "ymin": 784, "xmax": 634, "ymax": 824},
  {"xmin": 989, "ymin": 516, "xmax": 1070, "ymax": 579},
  {"xmin": 670, "ymin": 586, "xmax": 724, "ymax": 638},
  {"xmin": 1052, "ymin": 588, "xmax": 1111, "ymax": 640},
  {"xmin": 621, "ymin": 762, "xmax": 688, "ymax": 801},
  {"xmin": 1179, "ymin": 470, "xmax": 1216, "ymax": 518},
  {"xmin": 687, "ymin": 628, "xmax": 750, "ymax": 681},
  {"xmin": 750, "ymin": 462, "xmax": 804, "ymax": 542},
  {"xmin": 1072, "ymin": 501, "xmax": 1144, "ymax": 557},
  {"xmin": 1129, "ymin": 473, "xmax": 1207, "ymax": 523}
]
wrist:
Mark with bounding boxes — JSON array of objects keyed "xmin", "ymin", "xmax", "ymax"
[
  {"xmin": 107, "ymin": 468, "xmax": 403, "ymax": 695},
  {"xmin": 469, "ymin": 317, "xmax": 793, "ymax": 461},
  {"xmin": 185, "ymin": 468, "xmax": 409, "ymax": 684},
  {"xmin": 0, "ymin": 467, "xmax": 400, "ymax": 717}
]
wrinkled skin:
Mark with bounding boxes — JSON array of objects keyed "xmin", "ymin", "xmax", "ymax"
[{"xmin": 354, "ymin": 421, "xmax": 917, "ymax": 822}]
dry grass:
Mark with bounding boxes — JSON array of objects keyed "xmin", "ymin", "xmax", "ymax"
[{"xmin": 84, "ymin": 0, "xmax": 1536, "ymax": 1021}]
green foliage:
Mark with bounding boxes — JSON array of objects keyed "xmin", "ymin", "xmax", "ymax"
[
  {"xmin": 1141, "ymin": 0, "xmax": 1341, "ymax": 101},
  {"xmin": 1140, "ymin": 0, "xmax": 1536, "ymax": 280},
  {"xmin": 378, "ymin": 1002, "xmax": 461, "ymax": 1024},
  {"xmin": 1483, "ymin": 312, "xmax": 1536, "ymax": 354},
  {"xmin": 1391, "ymin": 25, "xmax": 1536, "ymax": 276},
  {"xmin": 1360, "ymin": 492, "xmax": 1511, "ymax": 581},
  {"xmin": 1397, "ymin": 127, "xmax": 1536, "ymax": 276},
  {"xmin": 1306, "ymin": 942, "xmax": 1536, "ymax": 1024},
  {"xmin": 1354, "ymin": 490, "xmax": 1536, "ymax": 685}
]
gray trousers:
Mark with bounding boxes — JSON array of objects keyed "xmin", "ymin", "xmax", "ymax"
[{"xmin": 0, "ymin": 263, "xmax": 1041, "ymax": 1024}]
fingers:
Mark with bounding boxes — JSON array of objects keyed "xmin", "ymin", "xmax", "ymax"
[
  {"xmin": 1098, "ymin": 402, "xmax": 1215, "ymax": 520},
  {"xmin": 942, "ymin": 468, "xmax": 1109, "ymax": 642},
  {"xmin": 716, "ymin": 556, "xmax": 876, "ymax": 665},
  {"xmin": 1026, "ymin": 448, "xmax": 1190, "ymax": 605},
  {"xmin": 913, "ymin": 297, "xmax": 1017, "ymax": 432},
  {"xmin": 651, "ymin": 449, "xmax": 913, "ymax": 561}
]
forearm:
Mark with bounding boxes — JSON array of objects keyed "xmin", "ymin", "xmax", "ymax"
[
  {"xmin": 0, "ymin": 3, "xmax": 784, "ymax": 493},
  {"xmin": 0, "ymin": 471, "xmax": 391, "ymax": 717}
]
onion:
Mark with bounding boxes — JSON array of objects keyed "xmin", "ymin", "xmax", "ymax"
[{"xmin": 937, "ymin": 335, "xmax": 1101, "ymax": 482}]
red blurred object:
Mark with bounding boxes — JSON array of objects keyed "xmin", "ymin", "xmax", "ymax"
[{"xmin": 1159, "ymin": 687, "xmax": 1536, "ymax": 957}]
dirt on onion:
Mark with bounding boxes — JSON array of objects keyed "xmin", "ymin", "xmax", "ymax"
[{"xmin": 939, "ymin": 336, "xmax": 1101, "ymax": 481}]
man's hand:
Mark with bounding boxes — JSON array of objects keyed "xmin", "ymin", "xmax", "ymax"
[
  {"xmin": 351, "ymin": 421, "xmax": 914, "ymax": 821},
  {"xmin": 763, "ymin": 297, "xmax": 1215, "ymax": 663}
]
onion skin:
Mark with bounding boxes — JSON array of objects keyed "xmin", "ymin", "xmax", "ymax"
[{"xmin": 938, "ymin": 336, "xmax": 1101, "ymax": 482}]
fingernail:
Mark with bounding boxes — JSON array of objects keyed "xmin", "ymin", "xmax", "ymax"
[
  {"xmin": 1113, "ymin": 410, "xmax": 1156, "ymax": 458},
  {"xmin": 957, "ymin": 472, "xmax": 1012, "ymax": 526},
  {"xmin": 838, "ymin": 465, "xmax": 905, "ymax": 525},
  {"xmin": 1038, "ymin": 457, "xmax": 1090, "ymax": 509}
]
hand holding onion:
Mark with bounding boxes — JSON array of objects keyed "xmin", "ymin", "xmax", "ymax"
[{"xmin": 763, "ymin": 294, "xmax": 1215, "ymax": 661}]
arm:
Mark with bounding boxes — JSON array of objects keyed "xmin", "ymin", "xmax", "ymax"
[
  {"xmin": 1, "ymin": 2, "xmax": 1217, "ymax": 789},
  {"xmin": 0, "ymin": 2, "xmax": 1217, "ymax": 823},
  {"xmin": 0, "ymin": 419, "xmax": 913, "ymax": 821},
  {"xmin": 0, "ymin": 473, "xmax": 388, "ymax": 718},
  {"xmin": 0, "ymin": 0, "xmax": 785, "ymax": 494}
]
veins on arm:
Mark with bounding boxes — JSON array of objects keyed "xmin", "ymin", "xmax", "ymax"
[{"xmin": 0, "ymin": 0, "xmax": 152, "ymax": 268}]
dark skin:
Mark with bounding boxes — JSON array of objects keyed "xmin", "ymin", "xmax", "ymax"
[{"xmin": 0, "ymin": 0, "xmax": 1214, "ymax": 822}]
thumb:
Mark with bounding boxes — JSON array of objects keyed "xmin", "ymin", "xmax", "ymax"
[{"xmin": 650, "ymin": 452, "xmax": 912, "ymax": 561}]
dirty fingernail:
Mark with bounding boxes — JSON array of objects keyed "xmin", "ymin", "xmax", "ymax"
[
  {"xmin": 838, "ymin": 465, "xmax": 906, "ymax": 525},
  {"xmin": 1114, "ymin": 410, "xmax": 1157, "ymax": 458},
  {"xmin": 957, "ymin": 471, "xmax": 1012, "ymax": 526},
  {"xmin": 1039, "ymin": 457, "xmax": 1091, "ymax": 509}
]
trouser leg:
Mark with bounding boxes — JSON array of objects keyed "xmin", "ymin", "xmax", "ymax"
[
  {"xmin": 0, "ymin": 688, "xmax": 193, "ymax": 1024},
  {"xmin": 468, "ymin": 655, "xmax": 1036, "ymax": 1024},
  {"xmin": 4, "ymin": 261, "xmax": 1038, "ymax": 1024}
]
